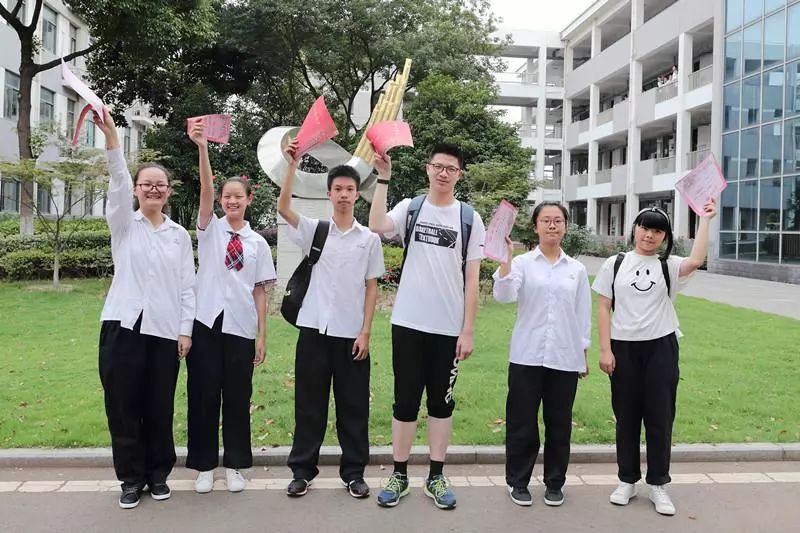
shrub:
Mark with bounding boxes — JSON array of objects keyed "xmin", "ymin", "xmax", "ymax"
[
  {"xmin": 0, "ymin": 248, "xmax": 113, "ymax": 280},
  {"xmin": 0, "ymin": 231, "xmax": 112, "ymax": 258}
]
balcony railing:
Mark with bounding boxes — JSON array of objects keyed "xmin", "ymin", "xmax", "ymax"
[
  {"xmin": 578, "ymin": 118, "xmax": 590, "ymax": 133},
  {"xmin": 597, "ymin": 108, "xmax": 613, "ymax": 125},
  {"xmin": 546, "ymin": 77, "xmax": 564, "ymax": 88},
  {"xmin": 686, "ymin": 149, "xmax": 711, "ymax": 169},
  {"xmin": 539, "ymin": 176, "xmax": 562, "ymax": 189},
  {"xmin": 655, "ymin": 81, "xmax": 678, "ymax": 103},
  {"xmin": 519, "ymin": 123, "xmax": 536, "ymax": 137},
  {"xmin": 688, "ymin": 65, "xmax": 713, "ymax": 91},
  {"xmin": 654, "ymin": 155, "xmax": 676, "ymax": 174},
  {"xmin": 496, "ymin": 71, "xmax": 538, "ymax": 84},
  {"xmin": 545, "ymin": 126, "xmax": 563, "ymax": 139},
  {"xmin": 595, "ymin": 169, "xmax": 612, "ymax": 183},
  {"xmin": 572, "ymin": 173, "xmax": 589, "ymax": 187}
]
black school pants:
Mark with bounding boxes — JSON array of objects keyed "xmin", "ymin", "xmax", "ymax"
[
  {"xmin": 98, "ymin": 315, "xmax": 179, "ymax": 490},
  {"xmin": 287, "ymin": 328, "xmax": 370, "ymax": 483},
  {"xmin": 610, "ymin": 333, "xmax": 679, "ymax": 486},
  {"xmin": 186, "ymin": 313, "xmax": 255, "ymax": 472},
  {"xmin": 505, "ymin": 363, "xmax": 578, "ymax": 489}
]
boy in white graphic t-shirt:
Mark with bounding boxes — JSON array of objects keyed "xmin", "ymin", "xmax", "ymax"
[{"xmin": 368, "ymin": 143, "xmax": 486, "ymax": 510}]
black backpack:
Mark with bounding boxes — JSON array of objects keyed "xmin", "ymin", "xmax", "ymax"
[
  {"xmin": 611, "ymin": 252, "xmax": 671, "ymax": 311},
  {"xmin": 400, "ymin": 194, "xmax": 475, "ymax": 282},
  {"xmin": 280, "ymin": 220, "xmax": 329, "ymax": 327}
]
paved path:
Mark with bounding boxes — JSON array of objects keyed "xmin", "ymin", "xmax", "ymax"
[
  {"xmin": 578, "ymin": 255, "xmax": 800, "ymax": 320},
  {"xmin": 2, "ymin": 462, "xmax": 799, "ymax": 532}
]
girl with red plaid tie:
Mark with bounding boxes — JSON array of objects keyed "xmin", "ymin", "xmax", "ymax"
[{"xmin": 185, "ymin": 119, "xmax": 277, "ymax": 494}]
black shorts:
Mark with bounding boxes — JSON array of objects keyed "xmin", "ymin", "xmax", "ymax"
[{"xmin": 391, "ymin": 325, "xmax": 460, "ymax": 422}]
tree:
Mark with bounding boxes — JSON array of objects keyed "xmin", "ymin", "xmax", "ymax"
[{"xmin": 0, "ymin": 0, "xmax": 217, "ymax": 235}]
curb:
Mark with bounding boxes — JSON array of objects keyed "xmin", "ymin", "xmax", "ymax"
[{"xmin": 2, "ymin": 443, "xmax": 799, "ymax": 468}]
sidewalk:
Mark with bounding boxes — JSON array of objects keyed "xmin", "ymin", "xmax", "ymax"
[{"xmin": 578, "ymin": 255, "xmax": 800, "ymax": 320}]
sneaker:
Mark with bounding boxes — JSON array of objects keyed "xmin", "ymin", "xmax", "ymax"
[
  {"xmin": 424, "ymin": 474, "xmax": 456, "ymax": 510},
  {"xmin": 345, "ymin": 478, "xmax": 370, "ymax": 499},
  {"xmin": 376, "ymin": 472, "xmax": 409, "ymax": 507},
  {"xmin": 118, "ymin": 486, "xmax": 141, "ymax": 509},
  {"xmin": 287, "ymin": 478, "xmax": 311, "ymax": 497},
  {"xmin": 149, "ymin": 482, "xmax": 171, "ymax": 501},
  {"xmin": 544, "ymin": 487, "xmax": 564, "ymax": 506},
  {"xmin": 226, "ymin": 468, "xmax": 247, "ymax": 493},
  {"xmin": 507, "ymin": 485, "xmax": 532, "ymax": 507},
  {"xmin": 194, "ymin": 471, "xmax": 214, "ymax": 494},
  {"xmin": 609, "ymin": 481, "xmax": 637, "ymax": 505},
  {"xmin": 649, "ymin": 485, "xmax": 676, "ymax": 516}
]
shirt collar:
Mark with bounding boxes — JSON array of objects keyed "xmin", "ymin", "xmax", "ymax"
[
  {"xmin": 221, "ymin": 216, "xmax": 254, "ymax": 238},
  {"xmin": 532, "ymin": 246, "xmax": 568, "ymax": 265},
  {"xmin": 134, "ymin": 209, "xmax": 179, "ymax": 231},
  {"xmin": 329, "ymin": 216, "xmax": 363, "ymax": 236}
]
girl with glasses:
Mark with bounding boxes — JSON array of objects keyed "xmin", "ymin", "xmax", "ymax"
[
  {"xmin": 592, "ymin": 199, "xmax": 717, "ymax": 516},
  {"xmin": 95, "ymin": 107, "xmax": 196, "ymax": 509},
  {"xmin": 493, "ymin": 201, "xmax": 591, "ymax": 508}
]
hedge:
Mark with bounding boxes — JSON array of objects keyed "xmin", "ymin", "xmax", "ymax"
[
  {"xmin": 0, "ymin": 231, "xmax": 112, "ymax": 257},
  {"xmin": 378, "ymin": 243, "xmax": 498, "ymax": 286},
  {"xmin": 0, "ymin": 248, "xmax": 113, "ymax": 280}
]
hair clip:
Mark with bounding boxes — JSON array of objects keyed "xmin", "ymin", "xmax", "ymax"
[{"xmin": 241, "ymin": 175, "xmax": 248, "ymax": 182}]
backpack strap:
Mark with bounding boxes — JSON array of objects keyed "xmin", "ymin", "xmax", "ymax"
[
  {"xmin": 308, "ymin": 220, "xmax": 329, "ymax": 266},
  {"xmin": 611, "ymin": 252, "xmax": 626, "ymax": 312},
  {"xmin": 660, "ymin": 256, "xmax": 671, "ymax": 298},
  {"xmin": 460, "ymin": 201, "xmax": 475, "ymax": 281},
  {"xmin": 399, "ymin": 195, "xmax": 427, "ymax": 275}
]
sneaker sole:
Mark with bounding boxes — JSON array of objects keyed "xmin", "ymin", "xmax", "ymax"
[
  {"xmin": 194, "ymin": 484, "xmax": 213, "ymax": 494},
  {"xmin": 150, "ymin": 491, "xmax": 171, "ymax": 501},
  {"xmin": 650, "ymin": 497, "xmax": 676, "ymax": 516},
  {"xmin": 118, "ymin": 499, "xmax": 139, "ymax": 509},
  {"xmin": 507, "ymin": 487, "xmax": 532, "ymax": 507},
  {"xmin": 287, "ymin": 480, "xmax": 312, "ymax": 497},
  {"xmin": 544, "ymin": 497, "xmax": 564, "ymax": 507},
  {"xmin": 342, "ymin": 480, "xmax": 370, "ymax": 499},
  {"xmin": 376, "ymin": 487, "xmax": 410, "ymax": 507},
  {"xmin": 610, "ymin": 493, "xmax": 637, "ymax": 506},
  {"xmin": 423, "ymin": 485, "xmax": 456, "ymax": 510}
]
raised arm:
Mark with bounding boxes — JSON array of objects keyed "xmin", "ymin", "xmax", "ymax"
[
  {"xmin": 368, "ymin": 152, "xmax": 395, "ymax": 234},
  {"xmin": 679, "ymin": 197, "xmax": 717, "ymax": 277},
  {"xmin": 94, "ymin": 107, "xmax": 131, "ymax": 235},
  {"xmin": 277, "ymin": 139, "xmax": 301, "ymax": 229},
  {"xmin": 188, "ymin": 118, "xmax": 214, "ymax": 229}
]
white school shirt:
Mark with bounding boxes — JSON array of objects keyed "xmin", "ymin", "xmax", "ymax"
[
  {"xmin": 99, "ymin": 148, "xmax": 196, "ymax": 340},
  {"xmin": 287, "ymin": 215, "xmax": 385, "ymax": 339},
  {"xmin": 383, "ymin": 198, "xmax": 485, "ymax": 336},
  {"xmin": 194, "ymin": 214, "xmax": 277, "ymax": 339},
  {"xmin": 493, "ymin": 247, "xmax": 591, "ymax": 372},
  {"xmin": 591, "ymin": 251, "xmax": 693, "ymax": 341}
]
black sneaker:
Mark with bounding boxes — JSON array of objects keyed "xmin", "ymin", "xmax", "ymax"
[
  {"xmin": 508, "ymin": 485, "xmax": 532, "ymax": 506},
  {"xmin": 346, "ymin": 478, "xmax": 370, "ymax": 499},
  {"xmin": 287, "ymin": 478, "xmax": 311, "ymax": 497},
  {"xmin": 544, "ymin": 486, "xmax": 564, "ymax": 506},
  {"xmin": 149, "ymin": 482, "xmax": 171, "ymax": 501},
  {"xmin": 119, "ymin": 486, "xmax": 141, "ymax": 509}
]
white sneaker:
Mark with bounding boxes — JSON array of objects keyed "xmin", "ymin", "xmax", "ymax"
[
  {"xmin": 649, "ymin": 485, "xmax": 676, "ymax": 516},
  {"xmin": 609, "ymin": 481, "xmax": 637, "ymax": 505},
  {"xmin": 194, "ymin": 470, "xmax": 214, "ymax": 494},
  {"xmin": 226, "ymin": 468, "xmax": 247, "ymax": 493}
]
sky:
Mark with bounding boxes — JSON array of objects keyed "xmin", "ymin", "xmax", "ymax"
[{"xmin": 488, "ymin": 0, "xmax": 597, "ymax": 33}]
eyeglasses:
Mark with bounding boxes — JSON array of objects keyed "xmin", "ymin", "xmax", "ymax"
[
  {"xmin": 427, "ymin": 163, "xmax": 461, "ymax": 176},
  {"xmin": 136, "ymin": 183, "xmax": 170, "ymax": 193},
  {"xmin": 538, "ymin": 218, "xmax": 565, "ymax": 226}
]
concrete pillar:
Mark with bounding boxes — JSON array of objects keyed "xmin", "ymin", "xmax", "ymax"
[
  {"xmin": 565, "ymin": 43, "xmax": 574, "ymax": 74},
  {"xmin": 673, "ymin": 32, "xmax": 695, "ymax": 239},
  {"xmin": 707, "ymin": 0, "xmax": 726, "ymax": 267},
  {"xmin": 626, "ymin": 59, "xmax": 643, "ymax": 234},
  {"xmin": 591, "ymin": 21, "xmax": 602, "ymax": 58},
  {"xmin": 631, "ymin": 0, "xmax": 645, "ymax": 30},
  {"xmin": 535, "ymin": 45, "xmax": 548, "ymax": 181}
]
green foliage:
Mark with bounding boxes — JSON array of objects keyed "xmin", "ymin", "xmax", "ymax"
[
  {"xmin": 0, "ymin": 231, "xmax": 110, "ymax": 258},
  {"xmin": 0, "ymin": 248, "xmax": 113, "ymax": 280}
]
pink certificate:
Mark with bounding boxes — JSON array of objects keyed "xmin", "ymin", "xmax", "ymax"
[
  {"xmin": 187, "ymin": 114, "xmax": 232, "ymax": 144},
  {"xmin": 675, "ymin": 153, "xmax": 727, "ymax": 216},
  {"xmin": 484, "ymin": 200, "xmax": 519, "ymax": 263},
  {"xmin": 294, "ymin": 96, "xmax": 338, "ymax": 157},
  {"xmin": 366, "ymin": 121, "xmax": 414, "ymax": 156}
]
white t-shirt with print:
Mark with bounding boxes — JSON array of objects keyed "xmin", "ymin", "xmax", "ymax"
[
  {"xmin": 591, "ymin": 251, "xmax": 692, "ymax": 341},
  {"xmin": 384, "ymin": 198, "xmax": 485, "ymax": 336}
]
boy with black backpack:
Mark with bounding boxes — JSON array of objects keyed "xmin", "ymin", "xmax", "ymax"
[
  {"xmin": 277, "ymin": 139, "xmax": 384, "ymax": 500},
  {"xmin": 368, "ymin": 143, "xmax": 485, "ymax": 510}
]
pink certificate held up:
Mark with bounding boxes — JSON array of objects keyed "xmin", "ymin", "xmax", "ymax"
[
  {"xmin": 187, "ymin": 114, "xmax": 232, "ymax": 144},
  {"xmin": 675, "ymin": 153, "xmax": 727, "ymax": 216},
  {"xmin": 366, "ymin": 121, "xmax": 414, "ymax": 156},
  {"xmin": 293, "ymin": 96, "xmax": 338, "ymax": 157},
  {"xmin": 484, "ymin": 200, "xmax": 519, "ymax": 263}
]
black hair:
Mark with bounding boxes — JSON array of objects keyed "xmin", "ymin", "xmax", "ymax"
[
  {"xmin": 530, "ymin": 201, "xmax": 569, "ymax": 226},
  {"xmin": 630, "ymin": 206, "xmax": 673, "ymax": 259},
  {"xmin": 326, "ymin": 165, "xmax": 361, "ymax": 191},
  {"xmin": 427, "ymin": 142, "xmax": 465, "ymax": 170},
  {"xmin": 219, "ymin": 175, "xmax": 252, "ymax": 196}
]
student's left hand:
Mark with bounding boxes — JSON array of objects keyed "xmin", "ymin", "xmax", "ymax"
[
  {"xmin": 254, "ymin": 338, "xmax": 266, "ymax": 366},
  {"xmin": 456, "ymin": 331, "xmax": 474, "ymax": 361},
  {"xmin": 701, "ymin": 197, "xmax": 717, "ymax": 219},
  {"xmin": 178, "ymin": 335, "xmax": 192, "ymax": 359},
  {"xmin": 352, "ymin": 332, "xmax": 370, "ymax": 361}
]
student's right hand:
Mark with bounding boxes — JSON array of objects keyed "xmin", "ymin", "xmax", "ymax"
[
  {"xmin": 371, "ymin": 150, "xmax": 391, "ymax": 179},
  {"xmin": 599, "ymin": 349, "xmax": 615, "ymax": 376},
  {"xmin": 94, "ymin": 107, "xmax": 119, "ymax": 148},
  {"xmin": 284, "ymin": 139, "xmax": 300, "ymax": 167},
  {"xmin": 188, "ymin": 118, "xmax": 207, "ymax": 148}
]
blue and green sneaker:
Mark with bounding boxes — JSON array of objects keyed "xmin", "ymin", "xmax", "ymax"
[
  {"xmin": 424, "ymin": 474, "xmax": 456, "ymax": 510},
  {"xmin": 376, "ymin": 472, "xmax": 409, "ymax": 507}
]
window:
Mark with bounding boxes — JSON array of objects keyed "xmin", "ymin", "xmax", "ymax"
[
  {"xmin": 784, "ymin": 175, "xmax": 800, "ymax": 230},
  {"xmin": 739, "ymin": 179, "xmax": 758, "ymax": 230},
  {"xmin": 743, "ymin": 21, "xmax": 762, "ymax": 76},
  {"xmin": 39, "ymin": 87, "xmax": 54, "ymax": 124},
  {"xmin": 726, "ymin": 0, "xmax": 742, "ymax": 33},
  {"xmin": 765, "ymin": 0, "xmax": 784, "ymax": 15},
  {"xmin": 723, "ymin": 132, "xmax": 740, "ymax": 181},
  {"xmin": 41, "ymin": 5, "xmax": 57, "ymax": 54},
  {"xmin": 69, "ymin": 24, "xmax": 78, "ymax": 64},
  {"xmin": 785, "ymin": 61, "xmax": 800, "ymax": 116},
  {"xmin": 0, "ymin": 179, "xmax": 20, "ymax": 212},
  {"xmin": 66, "ymin": 98, "xmax": 76, "ymax": 139},
  {"xmin": 743, "ymin": 0, "xmax": 762, "ymax": 25},
  {"xmin": 763, "ymin": 11, "xmax": 785, "ymax": 70},
  {"xmin": 740, "ymin": 127, "xmax": 759, "ymax": 179},
  {"xmin": 725, "ymin": 32, "xmax": 742, "ymax": 81},
  {"xmin": 789, "ymin": 2, "xmax": 800, "ymax": 60},
  {"xmin": 37, "ymin": 184, "xmax": 51, "ymax": 214},
  {"xmin": 719, "ymin": 231, "xmax": 738, "ymax": 258},
  {"xmin": 85, "ymin": 116, "xmax": 95, "ymax": 147},
  {"xmin": 123, "ymin": 128, "xmax": 131, "ymax": 156},
  {"xmin": 4, "ymin": 71, "xmax": 20, "ymax": 119},
  {"xmin": 721, "ymin": 183, "xmax": 738, "ymax": 230},
  {"xmin": 784, "ymin": 118, "xmax": 800, "ymax": 173},
  {"xmin": 762, "ymin": 67, "xmax": 784, "ymax": 122},
  {"xmin": 782, "ymin": 234, "xmax": 800, "ymax": 263},
  {"xmin": 724, "ymin": 82, "xmax": 741, "ymax": 131},
  {"xmin": 761, "ymin": 122, "xmax": 782, "ymax": 176},
  {"xmin": 760, "ymin": 177, "xmax": 782, "ymax": 232},
  {"xmin": 741, "ymin": 74, "xmax": 760, "ymax": 127}
]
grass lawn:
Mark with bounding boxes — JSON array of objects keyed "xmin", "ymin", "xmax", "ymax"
[{"xmin": 0, "ymin": 278, "xmax": 798, "ymax": 448}]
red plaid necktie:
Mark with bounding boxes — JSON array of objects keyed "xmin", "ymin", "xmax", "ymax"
[{"xmin": 225, "ymin": 232, "xmax": 244, "ymax": 271}]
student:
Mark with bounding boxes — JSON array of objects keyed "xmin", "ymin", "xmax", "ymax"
[
  {"xmin": 278, "ymin": 139, "xmax": 384, "ymax": 499},
  {"xmin": 186, "ymin": 119, "xmax": 277, "ymax": 494},
  {"xmin": 368, "ymin": 143, "xmax": 485, "ymax": 510},
  {"xmin": 95, "ymin": 107, "xmax": 195, "ymax": 509},
  {"xmin": 592, "ymin": 199, "xmax": 717, "ymax": 516},
  {"xmin": 493, "ymin": 202, "xmax": 591, "ymax": 508}
]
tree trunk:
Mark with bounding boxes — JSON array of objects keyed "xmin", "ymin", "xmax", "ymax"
[
  {"xmin": 17, "ymin": 35, "xmax": 35, "ymax": 236},
  {"xmin": 52, "ymin": 250, "xmax": 60, "ymax": 289}
]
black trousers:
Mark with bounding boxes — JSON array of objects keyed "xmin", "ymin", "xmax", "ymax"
[
  {"xmin": 186, "ymin": 314, "xmax": 255, "ymax": 471},
  {"xmin": 287, "ymin": 327, "xmax": 370, "ymax": 482},
  {"xmin": 610, "ymin": 333, "xmax": 679, "ymax": 485},
  {"xmin": 98, "ymin": 316, "xmax": 179, "ymax": 489},
  {"xmin": 505, "ymin": 363, "xmax": 578, "ymax": 489}
]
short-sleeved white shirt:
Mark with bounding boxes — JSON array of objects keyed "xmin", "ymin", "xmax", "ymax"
[
  {"xmin": 591, "ymin": 251, "xmax": 693, "ymax": 341},
  {"xmin": 382, "ymin": 198, "xmax": 485, "ymax": 336},
  {"xmin": 195, "ymin": 214, "xmax": 276, "ymax": 339},
  {"xmin": 287, "ymin": 215, "xmax": 385, "ymax": 339}
]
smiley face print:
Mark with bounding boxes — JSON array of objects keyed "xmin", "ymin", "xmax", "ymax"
[{"xmin": 631, "ymin": 267, "xmax": 657, "ymax": 292}]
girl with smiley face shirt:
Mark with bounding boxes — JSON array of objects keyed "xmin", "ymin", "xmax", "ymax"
[{"xmin": 592, "ymin": 199, "xmax": 716, "ymax": 517}]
